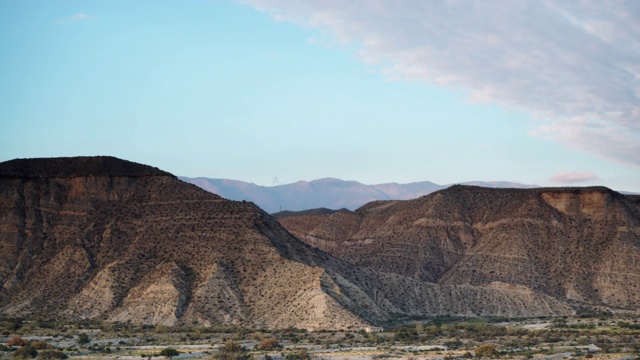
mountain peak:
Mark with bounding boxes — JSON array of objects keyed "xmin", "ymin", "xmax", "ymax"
[
  {"xmin": 1, "ymin": 156, "xmax": 573, "ymax": 327},
  {"xmin": 311, "ymin": 177, "xmax": 359, "ymax": 184},
  {"xmin": 181, "ymin": 176, "xmax": 542, "ymax": 213}
]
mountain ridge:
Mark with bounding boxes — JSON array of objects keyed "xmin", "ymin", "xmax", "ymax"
[
  {"xmin": 1, "ymin": 156, "xmax": 173, "ymax": 178},
  {"xmin": 277, "ymin": 184, "xmax": 640, "ymax": 310},
  {"xmin": 180, "ymin": 176, "xmax": 539, "ymax": 213},
  {"xmin": 1, "ymin": 156, "xmax": 573, "ymax": 329}
]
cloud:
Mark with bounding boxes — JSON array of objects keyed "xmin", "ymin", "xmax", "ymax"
[
  {"xmin": 56, "ymin": 13, "xmax": 94, "ymax": 25},
  {"xmin": 242, "ymin": 0, "xmax": 640, "ymax": 167},
  {"xmin": 550, "ymin": 171, "xmax": 598, "ymax": 184}
]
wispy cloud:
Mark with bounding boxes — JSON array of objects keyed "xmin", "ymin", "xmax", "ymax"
[
  {"xmin": 56, "ymin": 13, "xmax": 94, "ymax": 25},
  {"xmin": 550, "ymin": 171, "xmax": 598, "ymax": 184},
  {"xmin": 243, "ymin": 0, "xmax": 640, "ymax": 167}
]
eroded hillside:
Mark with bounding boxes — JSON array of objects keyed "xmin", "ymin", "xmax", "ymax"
[
  {"xmin": 279, "ymin": 186, "xmax": 640, "ymax": 311},
  {"xmin": 0, "ymin": 158, "xmax": 573, "ymax": 329}
]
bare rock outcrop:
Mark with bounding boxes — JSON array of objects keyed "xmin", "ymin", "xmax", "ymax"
[
  {"xmin": 1, "ymin": 158, "xmax": 572, "ymax": 329},
  {"xmin": 279, "ymin": 186, "xmax": 640, "ymax": 311}
]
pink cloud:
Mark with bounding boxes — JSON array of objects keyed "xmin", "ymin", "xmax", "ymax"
[{"xmin": 550, "ymin": 171, "xmax": 598, "ymax": 184}]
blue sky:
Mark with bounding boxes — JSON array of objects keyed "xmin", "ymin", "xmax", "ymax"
[{"xmin": 1, "ymin": 0, "xmax": 638, "ymax": 191}]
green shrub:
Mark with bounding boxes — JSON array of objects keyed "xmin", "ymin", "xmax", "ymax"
[
  {"xmin": 159, "ymin": 348, "xmax": 179, "ymax": 359},
  {"xmin": 36, "ymin": 350, "xmax": 68, "ymax": 360},
  {"xmin": 11, "ymin": 346, "xmax": 37, "ymax": 359},
  {"xmin": 77, "ymin": 334, "xmax": 90, "ymax": 345}
]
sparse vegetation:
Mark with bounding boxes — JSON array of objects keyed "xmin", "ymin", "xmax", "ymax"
[
  {"xmin": 256, "ymin": 338, "xmax": 281, "ymax": 350},
  {"xmin": 474, "ymin": 343, "xmax": 498, "ymax": 358},
  {"xmin": 159, "ymin": 348, "xmax": 179, "ymax": 359},
  {"xmin": 0, "ymin": 314, "xmax": 638, "ymax": 360},
  {"xmin": 284, "ymin": 349, "xmax": 310, "ymax": 360},
  {"xmin": 213, "ymin": 340, "xmax": 248, "ymax": 360},
  {"xmin": 11, "ymin": 346, "xmax": 37, "ymax": 359},
  {"xmin": 36, "ymin": 350, "xmax": 68, "ymax": 360},
  {"xmin": 76, "ymin": 334, "xmax": 90, "ymax": 346},
  {"xmin": 7, "ymin": 337, "xmax": 29, "ymax": 347},
  {"xmin": 1, "ymin": 158, "xmax": 640, "ymax": 360}
]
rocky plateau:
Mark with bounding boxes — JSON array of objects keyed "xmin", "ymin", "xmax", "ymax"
[
  {"xmin": 2, "ymin": 157, "xmax": 633, "ymax": 331},
  {"xmin": 278, "ymin": 185, "xmax": 640, "ymax": 312}
]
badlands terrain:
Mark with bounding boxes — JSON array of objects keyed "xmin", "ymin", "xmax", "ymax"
[
  {"xmin": 278, "ymin": 186, "xmax": 640, "ymax": 310},
  {"xmin": 0, "ymin": 156, "xmax": 639, "ymax": 359},
  {"xmin": 0, "ymin": 157, "xmax": 572, "ymax": 330}
]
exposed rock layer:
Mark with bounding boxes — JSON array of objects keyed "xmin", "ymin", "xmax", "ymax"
[
  {"xmin": 1, "ymin": 158, "xmax": 572, "ymax": 329},
  {"xmin": 279, "ymin": 186, "xmax": 640, "ymax": 310}
]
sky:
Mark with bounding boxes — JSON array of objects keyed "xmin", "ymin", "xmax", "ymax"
[{"xmin": 1, "ymin": 0, "xmax": 639, "ymax": 192}]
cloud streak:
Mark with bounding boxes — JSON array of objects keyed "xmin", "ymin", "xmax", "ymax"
[
  {"xmin": 550, "ymin": 171, "xmax": 598, "ymax": 184},
  {"xmin": 243, "ymin": 0, "xmax": 640, "ymax": 167}
]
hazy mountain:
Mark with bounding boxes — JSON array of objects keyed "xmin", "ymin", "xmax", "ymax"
[
  {"xmin": 278, "ymin": 185, "xmax": 640, "ymax": 310},
  {"xmin": 0, "ymin": 157, "xmax": 570, "ymax": 329},
  {"xmin": 180, "ymin": 176, "xmax": 538, "ymax": 213},
  {"xmin": 455, "ymin": 181, "xmax": 539, "ymax": 188},
  {"xmin": 271, "ymin": 207, "xmax": 350, "ymax": 220}
]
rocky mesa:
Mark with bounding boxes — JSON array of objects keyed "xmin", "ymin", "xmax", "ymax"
[
  {"xmin": 278, "ymin": 185, "xmax": 640, "ymax": 312},
  {"xmin": 0, "ymin": 157, "xmax": 575, "ymax": 329}
]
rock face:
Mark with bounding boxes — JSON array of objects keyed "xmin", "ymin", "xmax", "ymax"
[
  {"xmin": 0, "ymin": 157, "xmax": 571, "ymax": 329},
  {"xmin": 278, "ymin": 186, "xmax": 640, "ymax": 311}
]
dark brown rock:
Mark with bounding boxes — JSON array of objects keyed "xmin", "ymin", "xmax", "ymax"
[
  {"xmin": 0, "ymin": 158, "xmax": 572, "ymax": 329},
  {"xmin": 279, "ymin": 185, "xmax": 640, "ymax": 310}
]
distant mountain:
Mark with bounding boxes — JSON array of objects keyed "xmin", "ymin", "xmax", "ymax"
[
  {"xmin": 455, "ymin": 181, "xmax": 539, "ymax": 189},
  {"xmin": 179, "ymin": 177, "xmax": 538, "ymax": 213},
  {"xmin": 271, "ymin": 207, "xmax": 350, "ymax": 219}
]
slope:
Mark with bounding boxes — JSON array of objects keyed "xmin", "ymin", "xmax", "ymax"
[
  {"xmin": 0, "ymin": 158, "xmax": 571, "ymax": 329},
  {"xmin": 278, "ymin": 186, "xmax": 640, "ymax": 310}
]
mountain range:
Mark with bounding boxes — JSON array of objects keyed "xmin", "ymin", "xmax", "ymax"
[
  {"xmin": 0, "ymin": 157, "xmax": 572, "ymax": 330},
  {"xmin": 3, "ymin": 156, "xmax": 640, "ymax": 330},
  {"xmin": 179, "ymin": 176, "xmax": 539, "ymax": 213},
  {"xmin": 278, "ymin": 186, "xmax": 640, "ymax": 311}
]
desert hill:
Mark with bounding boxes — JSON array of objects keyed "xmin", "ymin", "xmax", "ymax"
[
  {"xmin": 0, "ymin": 156, "xmax": 173, "ymax": 178},
  {"xmin": 278, "ymin": 185, "xmax": 640, "ymax": 311},
  {"xmin": 179, "ymin": 176, "xmax": 538, "ymax": 213},
  {"xmin": 0, "ymin": 157, "xmax": 570, "ymax": 329}
]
